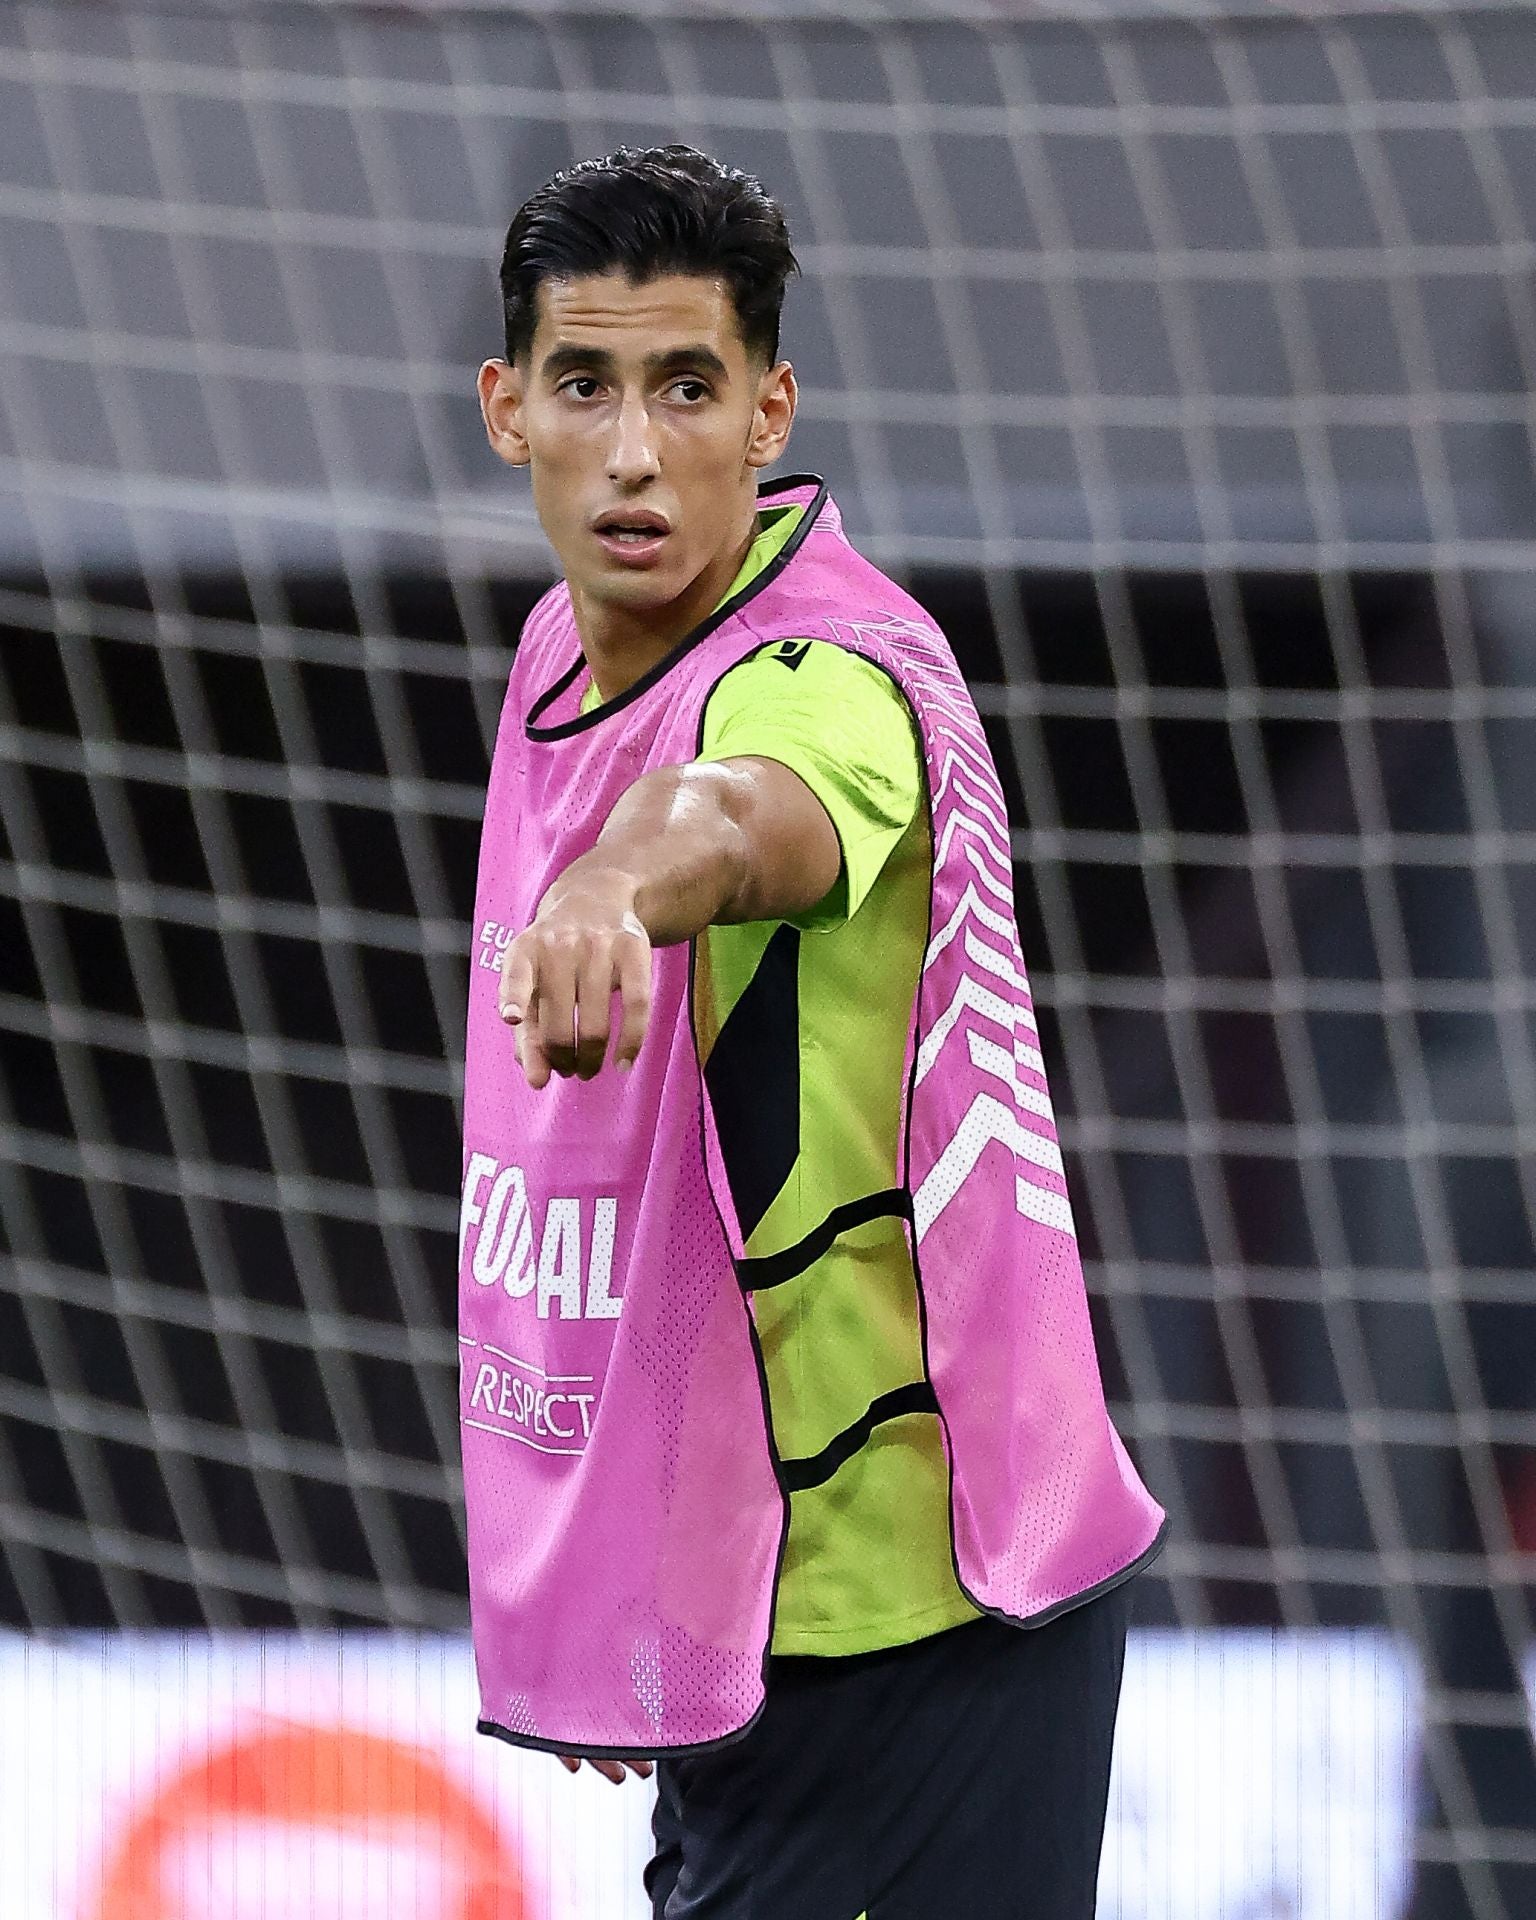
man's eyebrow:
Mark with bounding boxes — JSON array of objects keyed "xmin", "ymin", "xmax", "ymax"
[
  {"xmin": 644, "ymin": 345, "xmax": 731, "ymax": 381},
  {"xmin": 538, "ymin": 342, "xmax": 618, "ymax": 381}
]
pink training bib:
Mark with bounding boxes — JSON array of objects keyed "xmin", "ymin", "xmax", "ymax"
[{"xmin": 460, "ymin": 476, "xmax": 1165, "ymax": 1756}]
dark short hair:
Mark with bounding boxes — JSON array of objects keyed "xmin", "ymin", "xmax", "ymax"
[{"xmin": 500, "ymin": 145, "xmax": 798, "ymax": 366}]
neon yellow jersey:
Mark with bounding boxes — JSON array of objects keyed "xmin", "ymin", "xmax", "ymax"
[{"xmin": 581, "ymin": 506, "xmax": 979, "ymax": 1654}]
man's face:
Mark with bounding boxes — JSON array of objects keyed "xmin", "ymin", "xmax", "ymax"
[{"xmin": 479, "ymin": 272, "xmax": 795, "ymax": 618}]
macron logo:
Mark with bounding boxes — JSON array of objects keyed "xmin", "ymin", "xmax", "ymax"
[{"xmin": 771, "ymin": 640, "xmax": 811, "ymax": 671}]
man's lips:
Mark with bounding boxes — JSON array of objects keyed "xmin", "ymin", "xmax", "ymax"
[
  {"xmin": 591, "ymin": 509, "xmax": 671, "ymax": 537},
  {"xmin": 591, "ymin": 513, "xmax": 672, "ymax": 567}
]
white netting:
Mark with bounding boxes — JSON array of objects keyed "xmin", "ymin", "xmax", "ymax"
[{"xmin": 2, "ymin": 4, "xmax": 1535, "ymax": 1915}]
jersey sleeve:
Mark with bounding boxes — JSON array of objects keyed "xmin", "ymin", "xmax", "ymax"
[{"xmin": 696, "ymin": 638, "xmax": 924, "ymax": 932}]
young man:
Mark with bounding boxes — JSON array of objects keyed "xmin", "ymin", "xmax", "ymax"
[{"xmin": 463, "ymin": 145, "xmax": 1165, "ymax": 1919}]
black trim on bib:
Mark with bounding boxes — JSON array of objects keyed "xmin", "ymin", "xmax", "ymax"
[
  {"xmin": 702, "ymin": 921, "xmax": 802, "ymax": 1243},
  {"xmin": 524, "ymin": 473, "xmax": 830, "ymax": 741},
  {"xmin": 736, "ymin": 1189, "xmax": 913, "ymax": 1293},
  {"xmin": 476, "ymin": 1708, "xmax": 767, "ymax": 1766},
  {"xmin": 778, "ymin": 1381, "xmax": 940, "ymax": 1494}
]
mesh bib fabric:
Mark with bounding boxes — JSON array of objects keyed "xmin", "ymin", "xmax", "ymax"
[{"xmin": 460, "ymin": 476, "xmax": 1165, "ymax": 1755}]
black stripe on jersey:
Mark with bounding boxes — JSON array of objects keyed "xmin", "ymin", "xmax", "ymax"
[
  {"xmin": 778, "ymin": 1382, "xmax": 940, "ymax": 1494},
  {"xmin": 702, "ymin": 920, "xmax": 802, "ymax": 1243},
  {"xmin": 736, "ymin": 1189, "xmax": 913, "ymax": 1293}
]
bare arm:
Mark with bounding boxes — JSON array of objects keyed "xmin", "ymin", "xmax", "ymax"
[{"xmin": 499, "ymin": 756, "xmax": 841, "ymax": 1087}]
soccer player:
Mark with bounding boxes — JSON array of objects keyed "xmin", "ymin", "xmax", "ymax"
[{"xmin": 462, "ymin": 145, "xmax": 1165, "ymax": 1920}]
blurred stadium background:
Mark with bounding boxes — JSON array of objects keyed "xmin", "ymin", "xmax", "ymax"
[{"xmin": 2, "ymin": 1, "xmax": 1535, "ymax": 1915}]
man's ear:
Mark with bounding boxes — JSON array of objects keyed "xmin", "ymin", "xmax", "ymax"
[
  {"xmin": 746, "ymin": 360, "xmax": 797, "ymax": 471},
  {"xmin": 478, "ymin": 358, "xmax": 530, "ymax": 468}
]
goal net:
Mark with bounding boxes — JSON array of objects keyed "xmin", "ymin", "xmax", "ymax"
[{"xmin": 2, "ymin": 2, "xmax": 1534, "ymax": 1915}]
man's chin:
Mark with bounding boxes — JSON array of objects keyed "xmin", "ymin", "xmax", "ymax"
[{"xmin": 579, "ymin": 567, "xmax": 689, "ymax": 614}]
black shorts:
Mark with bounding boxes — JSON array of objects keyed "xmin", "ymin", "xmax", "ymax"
[{"xmin": 646, "ymin": 1578, "xmax": 1132, "ymax": 1920}]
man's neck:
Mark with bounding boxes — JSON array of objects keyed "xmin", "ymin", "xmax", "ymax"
[{"xmin": 573, "ymin": 512, "xmax": 759, "ymax": 705}]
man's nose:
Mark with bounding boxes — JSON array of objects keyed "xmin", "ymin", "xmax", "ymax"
[{"xmin": 606, "ymin": 394, "xmax": 661, "ymax": 486}]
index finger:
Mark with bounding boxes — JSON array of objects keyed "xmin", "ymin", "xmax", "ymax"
[{"xmin": 612, "ymin": 927, "xmax": 653, "ymax": 1072}]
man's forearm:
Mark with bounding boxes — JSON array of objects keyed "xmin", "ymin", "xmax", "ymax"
[
  {"xmin": 541, "ymin": 758, "xmax": 835, "ymax": 945},
  {"xmin": 500, "ymin": 757, "xmax": 839, "ymax": 1084}
]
